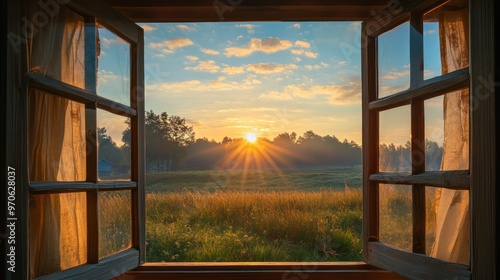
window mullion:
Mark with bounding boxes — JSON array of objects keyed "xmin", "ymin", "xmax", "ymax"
[
  {"xmin": 84, "ymin": 16, "xmax": 99, "ymax": 264},
  {"xmin": 410, "ymin": 9, "xmax": 426, "ymax": 254},
  {"xmin": 362, "ymin": 24, "xmax": 379, "ymax": 260}
]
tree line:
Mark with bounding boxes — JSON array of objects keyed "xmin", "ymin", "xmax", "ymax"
[{"xmin": 98, "ymin": 110, "xmax": 443, "ymax": 172}]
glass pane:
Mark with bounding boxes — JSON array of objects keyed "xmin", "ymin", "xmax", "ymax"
[
  {"xmin": 97, "ymin": 23, "xmax": 131, "ymax": 105},
  {"xmin": 97, "ymin": 110, "xmax": 131, "ymax": 180},
  {"xmin": 424, "ymin": 96, "xmax": 444, "ymax": 171},
  {"xmin": 379, "ymin": 184, "xmax": 412, "ymax": 251},
  {"xmin": 29, "ymin": 6, "xmax": 86, "ymax": 89},
  {"xmin": 425, "ymin": 89, "xmax": 469, "ymax": 171},
  {"xmin": 426, "ymin": 187, "xmax": 469, "ymax": 265},
  {"xmin": 424, "ymin": 0, "xmax": 469, "ymax": 80},
  {"xmin": 28, "ymin": 90, "xmax": 86, "ymax": 181},
  {"xmin": 379, "ymin": 106, "xmax": 411, "ymax": 173},
  {"xmin": 29, "ymin": 193, "xmax": 87, "ymax": 277},
  {"xmin": 378, "ymin": 22, "xmax": 410, "ymax": 98},
  {"xmin": 99, "ymin": 190, "xmax": 132, "ymax": 258}
]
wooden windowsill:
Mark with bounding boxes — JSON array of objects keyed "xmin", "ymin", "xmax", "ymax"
[{"xmin": 119, "ymin": 262, "xmax": 407, "ymax": 280}]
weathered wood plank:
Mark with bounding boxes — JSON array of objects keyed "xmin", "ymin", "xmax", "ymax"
[
  {"xmin": 36, "ymin": 249, "xmax": 139, "ymax": 280},
  {"xmin": 369, "ymin": 171, "xmax": 469, "ymax": 189},
  {"xmin": 369, "ymin": 68, "xmax": 469, "ymax": 111},
  {"xmin": 470, "ymin": 0, "xmax": 498, "ymax": 278},
  {"xmin": 367, "ymin": 242, "xmax": 470, "ymax": 280}
]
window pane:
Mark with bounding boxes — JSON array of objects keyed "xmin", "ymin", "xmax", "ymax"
[
  {"xmin": 28, "ymin": 90, "xmax": 86, "ymax": 182},
  {"xmin": 424, "ymin": 0, "xmax": 469, "ymax": 80},
  {"xmin": 379, "ymin": 184, "xmax": 412, "ymax": 251},
  {"xmin": 29, "ymin": 193, "xmax": 87, "ymax": 278},
  {"xmin": 97, "ymin": 110, "xmax": 131, "ymax": 180},
  {"xmin": 425, "ymin": 88, "xmax": 469, "ymax": 171},
  {"xmin": 425, "ymin": 187, "xmax": 469, "ymax": 265},
  {"xmin": 29, "ymin": 6, "xmax": 86, "ymax": 89},
  {"xmin": 99, "ymin": 190, "xmax": 132, "ymax": 258},
  {"xmin": 378, "ymin": 22, "xmax": 410, "ymax": 98},
  {"xmin": 379, "ymin": 106, "xmax": 411, "ymax": 173},
  {"xmin": 97, "ymin": 23, "xmax": 131, "ymax": 105},
  {"xmin": 424, "ymin": 96, "xmax": 444, "ymax": 171}
]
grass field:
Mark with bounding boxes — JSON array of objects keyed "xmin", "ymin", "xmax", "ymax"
[
  {"xmin": 100, "ymin": 166, "xmax": 419, "ymax": 262},
  {"xmin": 144, "ymin": 167, "xmax": 365, "ymax": 262}
]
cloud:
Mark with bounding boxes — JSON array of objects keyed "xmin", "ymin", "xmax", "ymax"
[
  {"xmin": 304, "ymin": 51, "xmax": 318, "ymax": 58},
  {"xmin": 222, "ymin": 66, "xmax": 245, "ymax": 75},
  {"xmin": 201, "ymin": 48, "xmax": 220, "ymax": 55},
  {"xmin": 291, "ymin": 49, "xmax": 304, "ymax": 55},
  {"xmin": 225, "ymin": 37, "xmax": 293, "ymax": 57},
  {"xmin": 295, "ymin": 40, "xmax": 311, "ymax": 49},
  {"xmin": 150, "ymin": 38, "xmax": 194, "ymax": 53},
  {"xmin": 425, "ymin": 29, "xmax": 436, "ymax": 35},
  {"xmin": 338, "ymin": 60, "xmax": 348, "ymax": 66},
  {"xmin": 259, "ymin": 76, "xmax": 361, "ymax": 104},
  {"xmin": 259, "ymin": 91, "xmax": 294, "ymax": 101},
  {"xmin": 140, "ymin": 24, "xmax": 157, "ymax": 32},
  {"xmin": 186, "ymin": 55, "xmax": 199, "ymax": 61},
  {"xmin": 176, "ymin": 24, "xmax": 195, "ymax": 31},
  {"xmin": 304, "ymin": 63, "xmax": 328, "ymax": 71},
  {"xmin": 236, "ymin": 24, "xmax": 257, "ymax": 33},
  {"xmin": 184, "ymin": 60, "xmax": 220, "ymax": 73},
  {"xmin": 158, "ymin": 77, "xmax": 253, "ymax": 93},
  {"xmin": 97, "ymin": 70, "xmax": 119, "ymax": 83},
  {"xmin": 381, "ymin": 70, "xmax": 410, "ymax": 80},
  {"xmin": 247, "ymin": 63, "xmax": 298, "ymax": 74},
  {"xmin": 292, "ymin": 23, "xmax": 301, "ymax": 29}
]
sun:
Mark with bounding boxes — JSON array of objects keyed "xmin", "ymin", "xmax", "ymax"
[{"xmin": 245, "ymin": 132, "xmax": 257, "ymax": 143}]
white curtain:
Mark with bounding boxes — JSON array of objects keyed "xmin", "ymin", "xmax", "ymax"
[
  {"xmin": 431, "ymin": 7, "xmax": 470, "ymax": 265},
  {"xmin": 28, "ymin": 4, "xmax": 87, "ymax": 278}
]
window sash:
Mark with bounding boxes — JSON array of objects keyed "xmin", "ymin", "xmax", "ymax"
[{"xmin": 362, "ymin": 0, "xmax": 472, "ymax": 278}]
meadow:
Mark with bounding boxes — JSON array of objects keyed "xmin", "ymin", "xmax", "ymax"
[
  {"xmin": 99, "ymin": 166, "xmax": 425, "ymax": 262},
  {"xmin": 145, "ymin": 167, "xmax": 366, "ymax": 262}
]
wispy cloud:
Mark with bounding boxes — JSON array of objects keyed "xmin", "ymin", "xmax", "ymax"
[
  {"xmin": 201, "ymin": 48, "xmax": 220, "ymax": 55},
  {"xmin": 176, "ymin": 24, "xmax": 195, "ymax": 32},
  {"xmin": 294, "ymin": 40, "xmax": 311, "ymax": 49},
  {"xmin": 292, "ymin": 23, "xmax": 301, "ymax": 29},
  {"xmin": 150, "ymin": 38, "xmax": 194, "ymax": 54},
  {"xmin": 184, "ymin": 60, "xmax": 220, "ymax": 73},
  {"xmin": 381, "ymin": 70, "xmax": 410, "ymax": 80},
  {"xmin": 247, "ymin": 63, "xmax": 298, "ymax": 74},
  {"xmin": 225, "ymin": 37, "xmax": 293, "ymax": 57},
  {"xmin": 222, "ymin": 66, "xmax": 245, "ymax": 75},
  {"xmin": 186, "ymin": 55, "xmax": 199, "ymax": 61},
  {"xmin": 157, "ymin": 77, "xmax": 253, "ymax": 93},
  {"xmin": 304, "ymin": 51, "xmax": 318, "ymax": 59},
  {"xmin": 259, "ymin": 76, "xmax": 361, "ymax": 104},
  {"xmin": 236, "ymin": 24, "xmax": 257, "ymax": 34},
  {"xmin": 140, "ymin": 24, "xmax": 157, "ymax": 32}
]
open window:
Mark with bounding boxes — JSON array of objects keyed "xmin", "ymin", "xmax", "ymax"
[
  {"xmin": 19, "ymin": 0, "xmax": 144, "ymax": 278},
  {"xmin": 362, "ymin": 0, "xmax": 472, "ymax": 278},
  {"xmin": 3, "ymin": 0, "xmax": 497, "ymax": 279}
]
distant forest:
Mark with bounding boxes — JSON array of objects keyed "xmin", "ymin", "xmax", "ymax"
[{"xmin": 99, "ymin": 110, "xmax": 443, "ymax": 172}]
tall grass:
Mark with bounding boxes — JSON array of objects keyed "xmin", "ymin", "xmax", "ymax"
[{"xmin": 146, "ymin": 188, "xmax": 363, "ymax": 262}]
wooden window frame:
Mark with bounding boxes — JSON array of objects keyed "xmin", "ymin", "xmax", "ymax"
[
  {"xmin": 3, "ymin": 0, "xmax": 144, "ymax": 279},
  {"xmin": 3, "ymin": 0, "xmax": 497, "ymax": 279}
]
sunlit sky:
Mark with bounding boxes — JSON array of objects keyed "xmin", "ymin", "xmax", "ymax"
[{"xmin": 96, "ymin": 21, "xmax": 444, "ymax": 147}]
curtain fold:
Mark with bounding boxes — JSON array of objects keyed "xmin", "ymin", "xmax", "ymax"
[
  {"xmin": 431, "ymin": 7, "xmax": 470, "ymax": 265},
  {"xmin": 28, "ymin": 4, "xmax": 87, "ymax": 278}
]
